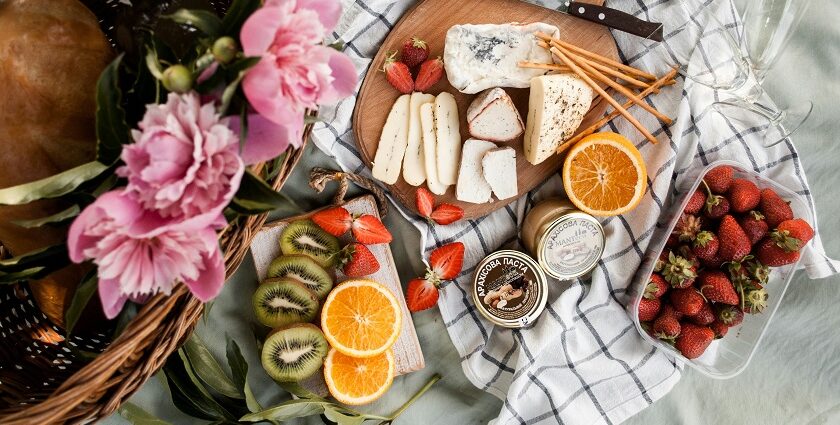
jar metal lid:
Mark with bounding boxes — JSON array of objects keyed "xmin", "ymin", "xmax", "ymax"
[
  {"xmin": 472, "ymin": 250, "xmax": 548, "ymax": 328},
  {"xmin": 536, "ymin": 212, "xmax": 605, "ymax": 280}
]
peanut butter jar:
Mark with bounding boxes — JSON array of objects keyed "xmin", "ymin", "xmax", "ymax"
[
  {"xmin": 521, "ymin": 198, "xmax": 605, "ymax": 280},
  {"xmin": 472, "ymin": 250, "xmax": 548, "ymax": 328}
]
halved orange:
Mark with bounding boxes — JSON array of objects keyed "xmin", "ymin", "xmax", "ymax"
[
  {"xmin": 320, "ymin": 279, "xmax": 402, "ymax": 358},
  {"xmin": 562, "ymin": 132, "xmax": 647, "ymax": 216},
  {"xmin": 323, "ymin": 348, "xmax": 395, "ymax": 405}
]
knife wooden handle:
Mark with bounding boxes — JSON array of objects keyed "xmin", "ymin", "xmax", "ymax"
[{"xmin": 567, "ymin": 2, "xmax": 664, "ymax": 41}]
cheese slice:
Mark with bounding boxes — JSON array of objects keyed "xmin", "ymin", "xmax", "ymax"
[
  {"xmin": 372, "ymin": 94, "xmax": 411, "ymax": 184},
  {"xmin": 456, "ymin": 139, "xmax": 497, "ymax": 203},
  {"xmin": 420, "ymin": 102, "xmax": 448, "ymax": 195},
  {"xmin": 444, "ymin": 22, "xmax": 561, "ymax": 94},
  {"xmin": 467, "ymin": 87, "xmax": 524, "ymax": 142},
  {"xmin": 434, "ymin": 92, "xmax": 461, "ymax": 186},
  {"xmin": 482, "ymin": 147, "xmax": 518, "ymax": 200},
  {"xmin": 403, "ymin": 92, "xmax": 436, "ymax": 186},
  {"xmin": 524, "ymin": 74, "xmax": 593, "ymax": 165}
]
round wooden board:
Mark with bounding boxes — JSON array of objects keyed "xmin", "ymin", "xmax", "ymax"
[{"xmin": 352, "ymin": 0, "xmax": 619, "ymax": 219}]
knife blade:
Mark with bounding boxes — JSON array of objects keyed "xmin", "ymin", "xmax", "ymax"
[{"xmin": 553, "ymin": 1, "xmax": 664, "ymax": 41}]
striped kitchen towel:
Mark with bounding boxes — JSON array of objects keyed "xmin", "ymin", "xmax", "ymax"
[{"xmin": 310, "ymin": 0, "xmax": 840, "ymax": 423}]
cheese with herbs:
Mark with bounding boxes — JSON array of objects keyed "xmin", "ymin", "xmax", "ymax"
[{"xmin": 524, "ymin": 74, "xmax": 593, "ymax": 165}]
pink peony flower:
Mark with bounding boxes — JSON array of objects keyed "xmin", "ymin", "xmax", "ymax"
[
  {"xmin": 68, "ymin": 192, "xmax": 226, "ymax": 319},
  {"xmin": 239, "ymin": 0, "xmax": 357, "ymax": 163},
  {"xmin": 118, "ymin": 92, "xmax": 244, "ymax": 226}
]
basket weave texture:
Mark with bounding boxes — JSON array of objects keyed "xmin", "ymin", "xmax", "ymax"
[{"xmin": 0, "ymin": 133, "xmax": 308, "ymax": 424}]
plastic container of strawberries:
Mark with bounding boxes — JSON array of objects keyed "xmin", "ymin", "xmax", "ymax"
[{"xmin": 628, "ymin": 159, "xmax": 814, "ymax": 379}]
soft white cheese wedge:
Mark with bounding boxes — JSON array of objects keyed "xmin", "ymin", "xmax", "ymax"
[
  {"xmin": 403, "ymin": 92, "xmax": 436, "ymax": 186},
  {"xmin": 467, "ymin": 87, "xmax": 524, "ymax": 142},
  {"xmin": 524, "ymin": 74, "xmax": 593, "ymax": 165},
  {"xmin": 372, "ymin": 94, "xmax": 411, "ymax": 184},
  {"xmin": 444, "ymin": 22, "xmax": 560, "ymax": 94},
  {"xmin": 420, "ymin": 102, "xmax": 448, "ymax": 195},
  {"xmin": 434, "ymin": 92, "xmax": 461, "ymax": 186},
  {"xmin": 482, "ymin": 147, "xmax": 518, "ymax": 200},
  {"xmin": 456, "ymin": 138, "xmax": 497, "ymax": 203}
]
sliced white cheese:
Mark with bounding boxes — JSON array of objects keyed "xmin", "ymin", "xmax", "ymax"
[
  {"xmin": 420, "ymin": 102, "xmax": 448, "ymax": 195},
  {"xmin": 482, "ymin": 147, "xmax": 518, "ymax": 200},
  {"xmin": 403, "ymin": 92, "xmax": 436, "ymax": 186},
  {"xmin": 456, "ymin": 138, "xmax": 497, "ymax": 203},
  {"xmin": 524, "ymin": 74, "xmax": 594, "ymax": 165},
  {"xmin": 444, "ymin": 22, "xmax": 561, "ymax": 94},
  {"xmin": 467, "ymin": 87, "xmax": 524, "ymax": 142},
  {"xmin": 371, "ymin": 94, "xmax": 411, "ymax": 184},
  {"xmin": 434, "ymin": 92, "xmax": 461, "ymax": 186}
]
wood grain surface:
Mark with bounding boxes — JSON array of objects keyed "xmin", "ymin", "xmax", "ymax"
[{"xmin": 352, "ymin": 0, "xmax": 619, "ymax": 219}]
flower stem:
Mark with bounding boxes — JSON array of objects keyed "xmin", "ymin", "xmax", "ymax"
[{"xmin": 386, "ymin": 374, "xmax": 442, "ymax": 422}]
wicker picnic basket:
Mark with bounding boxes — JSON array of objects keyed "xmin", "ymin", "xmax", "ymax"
[{"xmin": 0, "ymin": 1, "xmax": 311, "ymax": 422}]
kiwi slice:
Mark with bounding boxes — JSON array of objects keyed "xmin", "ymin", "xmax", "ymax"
[
  {"xmin": 267, "ymin": 255, "xmax": 334, "ymax": 299},
  {"xmin": 261, "ymin": 323, "xmax": 329, "ymax": 382},
  {"xmin": 279, "ymin": 220, "xmax": 340, "ymax": 268},
  {"xmin": 253, "ymin": 278, "xmax": 320, "ymax": 328}
]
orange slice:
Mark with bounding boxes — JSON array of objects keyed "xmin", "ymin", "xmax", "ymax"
[
  {"xmin": 323, "ymin": 348, "xmax": 395, "ymax": 405},
  {"xmin": 320, "ymin": 279, "xmax": 402, "ymax": 358},
  {"xmin": 562, "ymin": 132, "xmax": 647, "ymax": 216}
]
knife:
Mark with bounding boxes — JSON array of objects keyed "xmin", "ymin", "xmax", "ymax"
[{"xmin": 553, "ymin": 1, "xmax": 664, "ymax": 41}]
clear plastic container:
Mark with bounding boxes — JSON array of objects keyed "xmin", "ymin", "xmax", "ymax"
[{"xmin": 628, "ymin": 159, "xmax": 814, "ymax": 379}]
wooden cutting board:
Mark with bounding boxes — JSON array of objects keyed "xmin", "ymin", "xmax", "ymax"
[{"xmin": 352, "ymin": 0, "xmax": 618, "ymax": 219}]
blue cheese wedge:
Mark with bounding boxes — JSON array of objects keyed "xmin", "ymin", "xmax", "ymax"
[
  {"xmin": 524, "ymin": 74, "xmax": 593, "ymax": 165},
  {"xmin": 444, "ymin": 22, "xmax": 560, "ymax": 94}
]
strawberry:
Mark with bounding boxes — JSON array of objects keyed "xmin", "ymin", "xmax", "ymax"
[
  {"xmin": 700, "ymin": 251, "xmax": 724, "ymax": 270},
  {"xmin": 691, "ymin": 231, "xmax": 719, "ymax": 262},
  {"xmin": 382, "ymin": 51, "xmax": 413, "ymax": 93},
  {"xmin": 689, "ymin": 302, "xmax": 715, "ymax": 326},
  {"xmin": 644, "ymin": 273, "xmax": 669, "ymax": 299},
  {"xmin": 697, "ymin": 270, "xmax": 739, "ymax": 305},
  {"xmin": 776, "ymin": 218, "xmax": 814, "ymax": 247},
  {"xmin": 717, "ymin": 215, "xmax": 752, "ymax": 262},
  {"xmin": 675, "ymin": 323, "xmax": 715, "ymax": 359},
  {"xmin": 662, "ymin": 252, "xmax": 697, "ymax": 288},
  {"xmin": 715, "ymin": 304, "xmax": 744, "ymax": 326},
  {"xmin": 430, "ymin": 203, "xmax": 464, "ymax": 225},
  {"xmin": 742, "ymin": 287, "xmax": 768, "ymax": 314},
  {"xmin": 429, "ymin": 242, "xmax": 465, "ymax": 280},
  {"xmin": 670, "ymin": 288, "xmax": 705, "ymax": 316},
  {"xmin": 400, "ymin": 36, "xmax": 429, "ymax": 68},
  {"xmin": 638, "ymin": 297, "xmax": 661, "ymax": 322},
  {"xmin": 704, "ymin": 193, "xmax": 730, "ymax": 219},
  {"xmin": 746, "ymin": 260, "xmax": 770, "ymax": 286},
  {"xmin": 677, "ymin": 245, "xmax": 701, "ymax": 269},
  {"xmin": 414, "ymin": 57, "xmax": 444, "ymax": 92},
  {"xmin": 727, "ymin": 259, "xmax": 757, "ymax": 290},
  {"xmin": 739, "ymin": 211, "xmax": 768, "ymax": 244},
  {"xmin": 755, "ymin": 237, "xmax": 800, "ymax": 266},
  {"xmin": 683, "ymin": 189, "xmax": 707, "ymax": 215},
  {"xmin": 654, "ymin": 250, "xmax": 670, "ymax": 273},
  {"xmin": 704, "ymin": 165, "xmax": 734, "ymax": 193},
  {"xmin": 710, "ymin": 320, "xmax": 729, "ymax": 339},
  {"xmin": 759, "ymin": 188, "xmax": 793, "ymax": 228},
  {"xmin": 405, "ymin": 277, "xmax": 439, "ymax": 312},
  {"xmin": 351, "ymin": 215, "xmax": 393, "ymax": 244},
  {"xmin": 312, "ymin": 206, "xmax": 353, "ymax": 236},
  {"xmin": 672, "ymin": 214, "xmax": 702, "ymax": 244},
  {"xmin": 653, "ymin": 312, "xmax": 681, "ymax": 341},
  {"xmin": 416, "ymin": 188, "xmax": 435, "ymax": 218},
  {"xmin": 727, "ymin": 178, "xmax": 760, "ymax": 213},
  {"xmin": 339, "ymin": 243, "xmax": 380, "ymax": 277}
]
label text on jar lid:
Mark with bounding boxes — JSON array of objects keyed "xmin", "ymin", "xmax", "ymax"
[
  {"xmin": 541, "ymin": 216, "xmax": 603, "ymax": 278},
  {"xmin": 475, "ymin": 255, "xmax": 541, "ymax": 321}
]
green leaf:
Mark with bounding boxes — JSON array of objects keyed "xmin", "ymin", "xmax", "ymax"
[
  {"xmin": 183, "ymin": 334, "xmax": 243, "ymax": 399},
  {"xmin": 226, "ymin": 338, "xmax": 262, "ymax": 413},
  {"xmin": 112, "ymin": 302, "xmax": 139, "ymax": 339},
  {"xmin": 12, "ymin": 204, "xmax": 80, "ymax": 228},
  {"xmin": 224, "ymin": 56, "xmax": 261, "ymax": 74},
  {"xmin": 165, "ymin": 9, "xmax": 223, "ymax": 37},
  {"xmin": 64, "ymin": 270, "xmax": 98, "ymax": 334},
  {"xmin": 119, "ymin": 402, "xmax": 173, "ymax": 425},
  {"xmin": 96, "ymin": 54, "xmax": 131, "ymax": 164},
  {"xmin": 164, "ymin": 350, "xmax": 233, "ymax": 420},
  {"xmin": 0, "ymin": 244, "xmax": 68, "ymax": 272},
  {"xmin": 323, "ymin": 408, "xmax": 368, "ymax": 425},
  {"xmin": 239, "ymin": 399, "xmax": 334, "ymax": 422},
  {"xmin": 221, "ymin": 0, "xmax": 261, "ymax": 35},
  {"xmin": 278, "ymin": 382, "xmax": 322, "ymax": 400},
  {"xmin": 0, "ymin": 161, "xmax": 108, "ymax": 205},
  {"xmin": 0, "ymin": 266, "xmax": 47, "ymax": 284},
  {"xmin": 328, "ymin": 40, "xmax": 346, "ymax": 51},
  {"xmin": 145, "ymin": 48, "xmax": 165, "ymax": 80},
  {"xmin": 229, "ymin": 170, "xmax": 289, "ymax": 214},
  {"xmin": 219, "ymin": 70, "xmax": 245, "ymax": 116}
]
